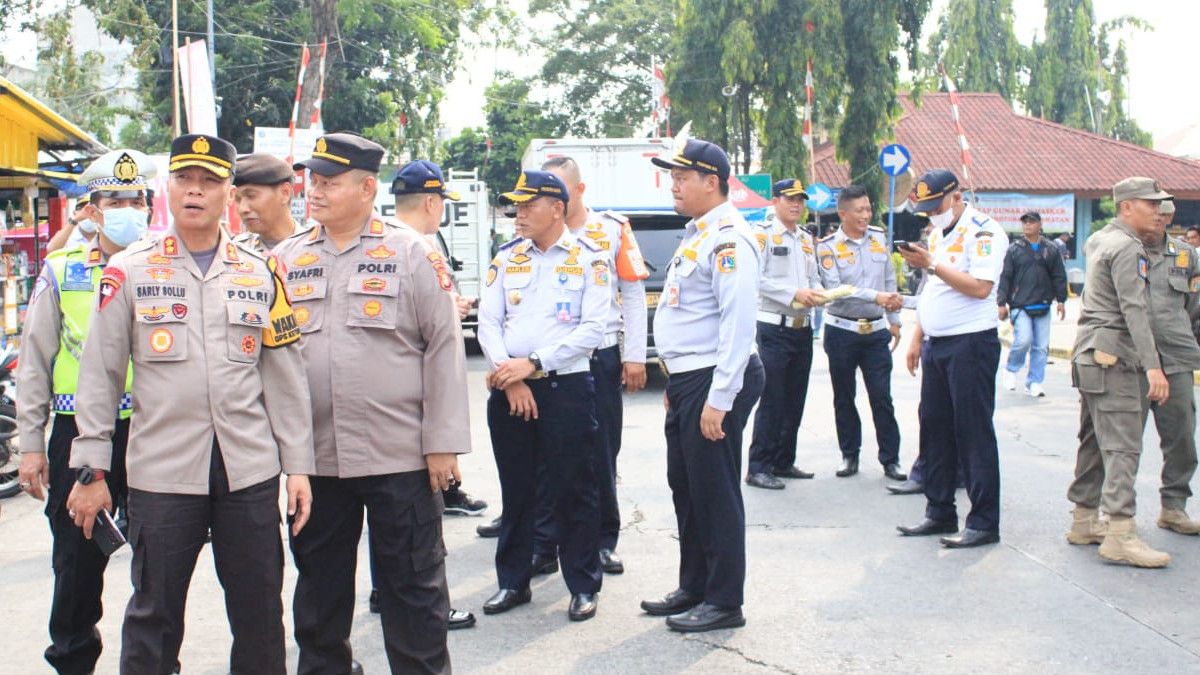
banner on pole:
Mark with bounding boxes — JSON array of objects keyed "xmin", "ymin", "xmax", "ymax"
[
  {"xmin": 972, "ymin": 192, "xmax": 1075, "ymax": 233},
  {"xmin": 177, "ymin": 39, "xmax": 218, "ymax": 135}
]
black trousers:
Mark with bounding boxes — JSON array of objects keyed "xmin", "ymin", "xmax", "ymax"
[
  {"xmin": 43, "ymin": 414, "xmax": 129, "ymax": 675},
  {"xmin": 748, "ymin": 322, "xmax": 814, "ymax": 475},
  {"xmin": 665, "ymin": 356, "xmax": 764, "ymax": 609},
  {"xmin": 534, "ymin": 345, "xmax": 624, "ymax": 555},
  {"xmin": 488, "ymin": 373, "xmax": 602, "ymax": 594},
  {"xmin": 920, "ymin": 329, "xmax": 1001, "ymax": 532},
  {"xmin": 823, "ymin": 324, "xmax": 901, "ymax": 466},
  {"xmin": 291, "ymin": 471, "xmax": 450, "ymax": 675},
  {"xmin": 122, "ymin": 446, "xmax": 284, "ymax": 675}
]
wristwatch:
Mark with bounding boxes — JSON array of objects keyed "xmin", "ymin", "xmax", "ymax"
[
  {"xmin": 527, "ymin": 351, "xmax": 543, "ymax": 373},
  {"xmin": 926, "ymin": 262, "xmax": 938, "ymax": 276},
  {"xmin": 76, "ymin": 466, "xmax": 106, "ymax": 485}
]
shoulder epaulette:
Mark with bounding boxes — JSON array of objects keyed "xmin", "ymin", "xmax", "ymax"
[
  {"xmin": 498, "ymin": 237, "xmax": 524, "ymax": 251},
  {"xmin": 975, "ymin": 230, "xmax": 994, "ymax": 238},
  {"xmin": 867, "ymin": 225, "xmax": 885, "ymax": 233},
  {"xmin": 600, "ymin": 210, "xmax": 629, "ymax": 224},
  {"xmin": 818, "ymin": 233, "xmax": 837, "ymax": 243},
  {"xmin": 578, "ymin": 235, "xmax": 603, "ymax": 252},
  {"xmin": 125, "ymin": 237, "xmax": 157, "ymax": 254},
  {"xmin": 287, "ymin": 224, "xmax": 318, "ymax": 241},
  {"xmin": 233, "ymin": 239, "xmax": 267, "ymax": 260}
]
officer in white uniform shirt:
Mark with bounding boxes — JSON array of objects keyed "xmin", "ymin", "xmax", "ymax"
[
  {"xmin": 897, "ymin": 169, "xmax": 1008, "ymax": 549},
  {"xmin": 476, "ymin": 169, "xmax": 611, "ymax": 622},
  {"xmin": 638, "ymin": 138, "xmax": 763, "ymax": 634},
  {"xmin": 745, "ymin": 178, "xmax": 823, "ymax": 490}
]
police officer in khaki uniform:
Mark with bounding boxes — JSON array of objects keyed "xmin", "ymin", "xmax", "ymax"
[
  {"xmin": 17, "ymin": 149, "xmax": 152, "ymax": 674},
  {"xmin": 279, "ymin": 133, "xmax": 470, "ymax": 674},
  {"xmin": 232, "ymin": 153, "xmax": 301, "ymax": 252},
  {"xmin": 1139, "ymin": 199, "xmax": 1200, "ymax": 535},
  {"xmin": 1066, "ymin": 176, "xmax": 1172, "ymax": 568},
  {"xmin": 476, "ymin": 170, "xmax": 611, "ymax": 622},
  {"xmin": 66, "ymin": 133, "xmax": 315, "ymax": 674}
]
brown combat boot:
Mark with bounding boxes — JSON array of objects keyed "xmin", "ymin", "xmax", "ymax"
[
  {"xmin": 1098, "ymin": 517, "xmax": 1171, "ymax": 568},
  {"xmin": 1157, "ymin": 509, "xmax": 1200, "ymax": 535},
  {"xmin": 1066, "ymin": 506, "xmax": 1106, "ymax": 545}
]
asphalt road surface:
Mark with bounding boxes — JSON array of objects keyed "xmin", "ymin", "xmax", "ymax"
[{"xmin": 3, "ymin": 333, "xmax": 1199, "ymax": 674}]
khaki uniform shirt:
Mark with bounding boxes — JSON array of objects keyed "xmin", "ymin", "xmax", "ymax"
[
  {"xmin": 17, "ymin": 238, "xmax": 108, "ymax": 456},
  {"xmin": 754, "ymin": 219, "xmax": 821, "ymax": 317},
  {"xmin": 273, "ymin": 215, "xmax": 470, "ymax": 478},
  {"xmin": 71, "ymin": 229, "xmax": 315, "ymax": 494},
  {"xmin": 233, "ymin": 220, "xmax": 302, "ymax": 254},
  {"xmin": 1144, "ymin": 234, "xmax": 1200, "ymax": 375},
  {"xmin": 1073, "ymin": 219, "xmax": 1161, "ymax": 371}
]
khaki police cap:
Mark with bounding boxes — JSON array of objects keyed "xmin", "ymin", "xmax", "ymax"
[{"xmin": 1112, "ymin": 176, "xmax": 1172, "ymax": 204}]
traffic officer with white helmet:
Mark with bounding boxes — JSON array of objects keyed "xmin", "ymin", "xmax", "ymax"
[
  {"xmin": 16, "ymin": 148, "xmax": 152, "ymax": 674},
  {"xmin": 66, "ymin": 133, "xmax": 315, "ymax": 674},
  {"xmin": 538, "ymin": 155, "xmax": 650, "ymax": 575},
  {"xmin": 477, "ymin": 169, "xmax": 611, "ymax": 622},
  {"xmin": 232, "ymin": 153, "xmax": 301, "ymax": 252},
  {"xmin": 639, "ymin": 138, "xmax": 763, "ymax": 633},
  {"xmin": 815, "ymin": 185, "xmax": 907, "ymax": 481},
  {"xmin": 279, "ymin": 133, "xmax": 471, "ymax": 673},
  {"xmin": 897, "ymin": 169, "xmax": 1009, "ymax": 549},
  {"xmin": 745, "ymin": 178, "xmax": 824, "ymax": 490}
]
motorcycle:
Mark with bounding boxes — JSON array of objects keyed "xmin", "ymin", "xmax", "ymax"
[{"xmin": 0, "ymin": 345, "xmax": 20, "ymax": 498}]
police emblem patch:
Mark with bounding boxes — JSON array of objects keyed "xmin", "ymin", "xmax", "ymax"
[
  {"xmin": 240, "ymin": 311, "xmax": 264, "ymax": 326},
  {"xmin": 241, "ymin": 335, "xmax": 257, "ymax": 354},
  {"xmin": 362, "ymin": 277, "xmax": 387, "ymax": 292},
  {"xmin": 1191, "ymin": 276, "xmax": 1200, "ymax": 293},
  {"xmin": 1177, "ymin": 250, "xmax": 1189, "ymax": 268},
  {"xmin": 149, "ymin": 327, "xmax": 174, "ymax": 353},
  {"xmin": 114, "ymin": 152, "xmax": 140, "ymax": 182},
  {"xmin": 62, "ymin": 262, "xmax": 93, "ymax": 291},
  {"xmin": 592, "ymin": 260, "xmax": 610, "ymax": 286},
  {"xmin": 427, "ymin": 252, "xmax": 454, "ymax": 291},
  {"xmin": 363, "ymin": 299, "xmax": 383, "ymax": 317},
  {"xmin": 821, "ymin": 255, "xmax": 834, "ymax": 270},
  {"xmin": 98, "ymin": 268, "xmax": 126, "ymax": 310},
  {"xmin": 976, "ymin": 240, "xmax": 991, "ymax": 257},
  {"xmin": 1138, "ymin": 256, "xmax": 1149, "ymax": 280},
  {"xmin": 294, "ymin": 305, "xmax": 311, "ymax": 326},
  {"xmin": 172, "ymin": 303, "xmax": 188, "ymax": 319},
  {"xmin": 716, "ymin": 248, "xmax": 737, "ymax": 273},
  {"xmin": 191, "ymin": 136, "xmax": 210, "ymax": 155}
]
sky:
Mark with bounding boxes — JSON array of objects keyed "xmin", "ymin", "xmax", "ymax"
[{"xmin": 440, "ymin": 0, "xmax": 1200, "ymax": 149}]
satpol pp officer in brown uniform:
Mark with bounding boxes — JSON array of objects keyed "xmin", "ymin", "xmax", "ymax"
[
  {"xmin": 279, "ymin": 133, "xmax": 470, "ymax": 674},
  {"xmin": 232, "ymin": 153, "xmax": 302, "ymax": 253},
  {"xmin": 1137, "ymin": 198, "xmax": 1200, "ymax": 536},
  {"xmin": 66, "ymin": 133, "xmax": 315, "ymax": 674},
  {"xmin": 1066, "ymin": 176, "xmax": 1172, "ymax": 568}
]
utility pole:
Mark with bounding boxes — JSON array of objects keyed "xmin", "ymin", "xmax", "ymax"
[
  {"xmin": 207, "ymin": 0, "xmax": 218, "ymax": 119},
  {"xmin": 171, "ymin": 0, "xmax": 181, "ymax": 136}
]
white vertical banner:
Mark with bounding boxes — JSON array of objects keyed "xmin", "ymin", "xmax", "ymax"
[{"xmin": 178, "ymin": 39, "xmax": 218, "ymax": 135}]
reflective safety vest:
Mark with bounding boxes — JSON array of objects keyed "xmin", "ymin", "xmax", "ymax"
[{"xmin": 46, "ymin": 247, "xmax": 134, "ymax": 418}]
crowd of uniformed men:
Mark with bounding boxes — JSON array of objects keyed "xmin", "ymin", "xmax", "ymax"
[{"xmin": 12, "ymin": 123, "xmax": 1199, "ymax": 674}]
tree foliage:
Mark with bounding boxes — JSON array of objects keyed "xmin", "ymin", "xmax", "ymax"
[
  {"xmin": 530, "ymin": 0, "xmax": 675, "ymax": 137},
  {"xmin": 926, "ymin": 0, "xmax": 1024, "ymax": 102}
]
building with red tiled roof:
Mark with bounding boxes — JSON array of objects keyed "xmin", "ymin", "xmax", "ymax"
[{"xmin": 812, "ymin": 93, "xmax": 1200, "ymax": 265}]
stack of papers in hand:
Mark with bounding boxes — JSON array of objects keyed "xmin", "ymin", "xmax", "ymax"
[{"xmin": 792, "ymin": 285, "xmax": 857, "ymax": 310}]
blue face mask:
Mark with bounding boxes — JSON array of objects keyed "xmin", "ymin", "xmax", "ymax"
[
  {"xmin": 100, "ymin": 207, "xmax": 148, "ymax": 247},
  {"xmin": 76, "ymin": 218, "xmax": 98, "ymax": 234}
]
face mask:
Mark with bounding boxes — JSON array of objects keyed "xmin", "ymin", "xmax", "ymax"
[
  {"xmin": 927, "ymin": 207, "xmax": 955, "ymax": 231},
  {"xmin": 100, "ymin": 207, "xmax": 149, "ymax": 247},
  {"xmin": 76, "ymin": 218, "xmax": 98, "ymax": 234}
]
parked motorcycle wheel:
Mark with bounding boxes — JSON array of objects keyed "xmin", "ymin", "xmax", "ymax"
[{"xmin": 0, "ymin": 403, "xmax": 20, "ymax": 498}]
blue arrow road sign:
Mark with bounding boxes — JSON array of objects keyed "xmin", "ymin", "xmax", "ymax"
[
  {"xmin": 879, "ymin": 144, "xmax": 911, "ymax": 177},
  {"xmin": 806, "ymin": 182, "xmax": 834, "ymax": 211}
]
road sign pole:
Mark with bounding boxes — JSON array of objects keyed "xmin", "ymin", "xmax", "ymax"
[{"xmin": 887, "ymin": 175, "xmax": 895, "ymax": 245}]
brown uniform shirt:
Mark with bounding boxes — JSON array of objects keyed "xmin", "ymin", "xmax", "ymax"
[
  {"xmin": 1144, "ymin": 235, "xmax": 1200, "ymax": 375},
  {"xmin": 273, "ymin": 215, "xmax": 470, "ymax": 478},
  {"xmin": 1073, "ymin": 219, "xmax": 1161, "ymax": 371},
  {"xmin": 70, "ymin": 228, "xmax": 315, "ymax": 494}
]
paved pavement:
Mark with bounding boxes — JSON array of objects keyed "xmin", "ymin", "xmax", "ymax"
[{"xmin": 3, "ymin": 314, "xmax": 1200, "ymax": 674}]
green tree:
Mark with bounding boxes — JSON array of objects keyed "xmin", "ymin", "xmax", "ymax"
[
  {"xmin": 477, "ymin": 78, "xmax": 564, "ymax": 200},
  {"xmin": 531, "ymin": 0, "xmax": 675, "ymax": 137},
  {"xmin": 926, "ymin": 0, "xmax": 1023, "ymax": 102},
  {"xmin": 1025, "ymin": 0, "xmax": 1101, "ymax": 131},
  {"xmin": 31, "ymin": 3, "xmax": 130, "ymax": 145},
  {"xmin": 442, "ymin": 126, "xmax": 489, "ymax": 175},
  {"xmin": 1097, "ymin": 19, "xmax": 1152, "ymax": 147}
]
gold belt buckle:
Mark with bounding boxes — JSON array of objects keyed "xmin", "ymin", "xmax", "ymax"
[
  {"xmin": 526, "ymin": 370, "xmax": 547, "ymax": 380},
  {"xmin": 657, "ymin": 360, "xmax": 670, "ymax": 377},
  {"xmin": 857, "ymin": 319, "xmax": 872, "ymax": 335},
  {"xmin": 790, "ymin": 315, "xmax": 810, "ymax": 329}
]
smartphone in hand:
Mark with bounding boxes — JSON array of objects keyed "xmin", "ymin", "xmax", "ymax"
[
  {"xmin": 93, "ymin": 509, "xmax": 127, "ymax": 556},
  {"xmin": 893, "ymin": 240, "xmax": 916, "ymax": 253}
]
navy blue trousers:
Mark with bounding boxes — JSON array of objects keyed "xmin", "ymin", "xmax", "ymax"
[
  {"xmin": 488, "ymin": 373, "xmax": 602, "ymax": 594},
  {"xmin": 823, "ymin": 324, "xmax": 901, "ymax": 466},
  {"xmin": 748, "ymin": 322, "xmax": 814, "ymax": 475},
  {"xmin": 534, "ymin": 345, "xmax": 624, "ymax": 555},
  {"xmin": 919, "ymin": 329, "xmax": 1001, "ymax": 532},
  {"xmin": 665, "ymin": 356, "xmax": 764, "ymax": 608}
]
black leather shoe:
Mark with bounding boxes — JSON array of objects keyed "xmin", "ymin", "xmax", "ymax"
[
  {"xmin": 772, "ymin": 465, "xmax": 815, "ymax": 479},
  {"xmin": 531, "ymin": 553, "xmax": 558, "ymax": 576},
  {"xmin": 883, "ymin": 463, "xmax": 908, "ymax": 481},
  {"xmin": 448, "ymin": 608, "xmax": 476, "ymax": 630},
  {"xmin": 886, "ymin": 479, "xmax": 923, "ymax": 495},
  {"xmin": 600, "ymin": 548, "xmax": 624, "ymax": 574},
  {"xmin": 640, "ymin": 588, "xmax": 702, "ymax": 616},
  {"xmin": 941, "ymin": 528, "xmax": 1000, "ymax": 548},
  {"xmin": 568, "ymin": 593, "xmax": 598, "ymax": 621},
  {"xmin": 483, "ymin": 588, "xmax": 531, "ymax": 615},
  {"xmin": 897, "ymin": 518, "xmax": 959, "ymax": 536},
  {"xmin": 745, "ymin": 472, "xmax": 785, "ymax": 490},
  {"xmin": 369, "ymin": 589, "xmax": 380, "ymax": 614},
  {"xmin": 836, "ymin": 457, "xmax": 859, "ymax": 477},
  {"xmin": 666, "ymin": 603, "xmax": 746, "ymax": 633},
  {"xmin": 476, "ymin": 516, "xmax": 502, "ymax": 538}
]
